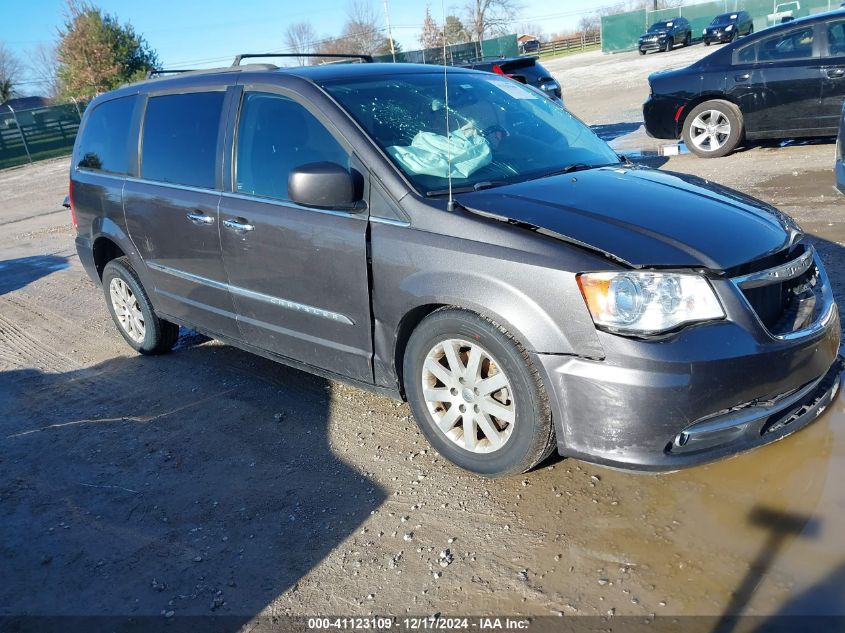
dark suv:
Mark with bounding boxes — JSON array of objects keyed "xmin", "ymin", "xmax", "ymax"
[
  {"xmin": 459, "ymin": 56, "xmax": 561, "ymax": 99},
  {"xmin": 70, "ymin": 57, "xmax": 842, "ymax": 477},
  {"xmin": 639, "ymin": 17, "xmax": 692, "ymax": 54},
  {"xmin": 703, "ymin": 11, "xmax": 754, "ymax": 45}
]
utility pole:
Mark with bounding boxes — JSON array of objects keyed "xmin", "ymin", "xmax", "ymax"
[{"xmin": 383, "ymin": 0, "xmax": 396, "ymax": 63}]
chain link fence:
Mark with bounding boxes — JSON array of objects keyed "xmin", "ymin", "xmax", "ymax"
[
  {"xmin": 0, "ymin": 101, "xmax": 86, "ymax": 170},
  {"xmin": 602, "ymin": 0, "xmax": 840, "ymax": 53}
]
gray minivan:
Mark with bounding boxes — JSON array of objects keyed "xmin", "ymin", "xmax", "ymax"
[{"xmin": 69, "ymin": 58, "xmax": 842, "ymax": 477}]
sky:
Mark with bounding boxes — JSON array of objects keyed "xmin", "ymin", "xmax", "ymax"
[{"xmin": 2, "ymin": 0, "xmax": 615, "ymax": 91}]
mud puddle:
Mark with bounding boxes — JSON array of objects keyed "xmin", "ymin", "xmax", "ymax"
[{"xmin": 493, "ymin": 384, "xmax": 845, "ymax": 617}]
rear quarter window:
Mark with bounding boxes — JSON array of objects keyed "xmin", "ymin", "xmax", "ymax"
[
  {"xmin": 141, "ymin": 91, "xmax": 226, "ymax": 189},
  {"xmin": 76, "ymin": 96, "xmax": 137, "ymax": 174}
]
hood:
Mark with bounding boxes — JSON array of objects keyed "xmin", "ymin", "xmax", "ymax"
[{"xmin": 459, "ymin": 166, "xmax": 798, "ymax": 271}]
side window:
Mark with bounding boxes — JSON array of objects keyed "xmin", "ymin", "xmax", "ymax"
[
  {"xmin": 737, "ymin": 42, "xmax": 757, "ymax": 64},
  {"xmin": 235, "ymin": 92, "xmax": 348, "ymax": 201},
  {"xmin": 757, "ymin": 26, "xmax": 815, "ymax": 62},
  {"xmin": 141, "ymin": 91, "xmax": 225, "ymax": 189},
  {"xmin": 827, "ymin": 21, "xmax": 845, "ymax": 57},
  {"xmin": 76, "ymin": 96, "xmax": 136, "ymax": 174}
]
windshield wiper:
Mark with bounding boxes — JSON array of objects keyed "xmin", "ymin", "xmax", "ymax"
[
  {"xmin": 531, "ymin": 162, "xmax": 616, "ymax": 180},
  {"xmin": 425, "ymin": 180, "xmax": 505, "ymax": 197}
]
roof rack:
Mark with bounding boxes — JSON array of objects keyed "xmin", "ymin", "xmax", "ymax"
[
  {"xmin": 231, "ymin": 53, "xmax": 374, "ymax": 66},
  {"xmin": 146, "ymin": 68, "xmax": 199, "ymax": 79}
]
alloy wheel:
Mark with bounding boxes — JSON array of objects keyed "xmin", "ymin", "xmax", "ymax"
[
  {"xmin": 109, "ymin": 277, "xmax": 145, "ymax": 343},
  {"xmin": 421, "ymin": 338, "xmax": 515, "ymax": 453},
  {"xmin": 689, "ymin": 110, "xmax": 731, "ymax": 152}
]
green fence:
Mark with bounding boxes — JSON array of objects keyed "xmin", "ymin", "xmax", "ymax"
[
  {"xmin": 601, "ymin": 0, "xmax": 840, "ymax": 53},
  {"xmin": 0, "ymin": 101, "xmax": 85, "ymax": 170},
  {"xmin": 372, "ymin": 34, "xmax": 518, "ymax": 65}
]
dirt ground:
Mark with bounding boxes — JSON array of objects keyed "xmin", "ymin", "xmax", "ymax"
[{"xmin": 2, "ymin": 44, "xmax": 845, "ymax": 628}]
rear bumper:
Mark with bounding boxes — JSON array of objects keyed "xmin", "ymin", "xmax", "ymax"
[
  {"xmin": 643, "ymin": 95, "xmax": 684, "ymax": 139},
  {"xmin": 537, "ymin": 271, "xmax": 842, "ymax": 471}
]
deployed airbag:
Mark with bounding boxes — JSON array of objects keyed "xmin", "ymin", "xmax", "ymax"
[{"xmin": 387, "ymin": 128, "xmax": 492, "ymax": 179}]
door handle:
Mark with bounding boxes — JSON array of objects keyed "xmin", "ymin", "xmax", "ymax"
[
  {"xmin": 186, "ymin": 211, "xmax": 214, "ymax": 225},
  {"xmin": 827, "ymin": 68, "xmax": 845, "ymax": 79},
  {"xmin": 734, "ymin": 73, "xmax": 750, "ymax": 82},
  {"xmin": 223, "ymin": 218, "xmax": 255, "ymax": 233}
]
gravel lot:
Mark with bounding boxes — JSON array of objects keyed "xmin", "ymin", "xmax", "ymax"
[{"xmin": 1, "ymin": 45, "xmax": 845, "ymax": 627}]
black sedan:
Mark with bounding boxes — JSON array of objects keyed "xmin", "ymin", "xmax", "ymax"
[
  {"xmin": 702, "ymin": 11, "xmax": 754, "ymax": 45},
  {"xmin": 644, "ymin": 10, "xmax": 845, "ymax": 157}
]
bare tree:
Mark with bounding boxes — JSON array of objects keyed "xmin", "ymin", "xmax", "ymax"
[
  {"xmin": 0, "ymin": 42, "xmax": 24, "ymax": 103},
  {"xmin": 29, "ymin": 43, "xmax": 61, "ymax": 99},
  {"xmin": 341, "ymin": 0, "xmax": 385, "ymax": 55},
  {"xmin": 419, "ymin": 5, "xmax": 442, "ymax": 50},
  {"xmin": 464, "ymin": 0, "xmax": 523, "ymax": 43},
  {"xmin": 284, "ymin": 22, "xmax": 317, "ymax": 65}
]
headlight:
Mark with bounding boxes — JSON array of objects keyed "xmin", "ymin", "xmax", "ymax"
[
  {"xmin": 540, "ymin": 81, "xmax": 560, "ymax": 92},
  {"xmin": 577, "ymin": 271, "xmax": 724, "ymax": 335},
  {"xmin": 725, "ymin": 24, "xmax": 734, "ymax": 31}
]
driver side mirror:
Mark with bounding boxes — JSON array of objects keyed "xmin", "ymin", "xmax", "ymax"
[{"xmin": 288, "ymin": 162, "xmax": 365, "ymax": 211}]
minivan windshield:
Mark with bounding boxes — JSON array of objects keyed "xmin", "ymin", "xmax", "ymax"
[{"xmin": 321, "ymin": 72, "xmax": 619, "ymax": 195}]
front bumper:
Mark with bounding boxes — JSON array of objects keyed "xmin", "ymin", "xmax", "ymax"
[
  {"xmin": 538, "ymin": 254, "xmax": 842, "ymax": 471},
  {"xmin": 639, "ymin": 39, "xmax": 667, "ymax": 52},
  {"xmin": 703, "ymin": 31, "xmax": 732, "ymax": 43}
]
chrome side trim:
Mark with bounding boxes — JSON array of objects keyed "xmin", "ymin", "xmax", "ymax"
[
  {"xmin": 732, "ymin": 247, "xmax": 814, "ymax": 289},
  {"xmin": 220, "ymin": 191, "xmax": 364, "ymax": 220},
  {"xmin": 370, "ymin": 216, "xmax": 411, "ymax": 227},
  {"xmin": 124, "ymin": 176, "xmax": 218, "ymax": 196},
  {"xmin": 146, "ymin": 261, "xmax": 354, "ymax": 325}
]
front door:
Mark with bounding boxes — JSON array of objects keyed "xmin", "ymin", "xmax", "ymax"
[
  {"xmin": 123, "ymin": 89, "xmax": 240, "ymax": 339},
  {"xmin": 727, "ymin": 23, "xmax": 823, "ymax": 135},
  {"xmin": 218, "ymin": 89, "xmax": 373, "ymax": 382}
]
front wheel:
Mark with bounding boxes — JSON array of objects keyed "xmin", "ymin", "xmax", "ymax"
[
  {"xmin": 684, "ymin": 33, "xmax": 691, "ymax": 46},
  {"xmin": 682, "ymin": 99, "xmax": 744, "ymax": 158},
  {"xmin": 639, "ymin": 49, "xmax": 647, "ymax": 55},
  {"xmin": 102, "ymin": 257, "xmax": 180, "ymax": 355},
  {"xmin": 403, "ymin": 308, "xmax": 555, "ymax": 477},
  {"xmin": 666, "ymin": 37, "xmax": 674, "ymax": 51},
  {"xmin": 704, "ymin": 40, "xmax": 711, "ymax": 46}
]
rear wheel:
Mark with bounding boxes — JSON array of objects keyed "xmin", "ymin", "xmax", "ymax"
[
  {"xmin": 403, "ymin": 308, "xmax": 555, "ymax": 477},
  {"xmin": 682, "ymin": 99, "xmax": 744, "ymax": 158},
  {"xmin": 102, "ymin": 257, "xmax": 180, "ymax": 355}
]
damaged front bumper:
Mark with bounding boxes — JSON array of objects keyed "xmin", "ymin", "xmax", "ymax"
[{"xmin": 536, "ymin": 299, "xmax": 842, "ymax": 471}]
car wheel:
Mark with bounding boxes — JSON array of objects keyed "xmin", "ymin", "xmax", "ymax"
[
  {"xmin": 684, "ymin": 33, "xmax": 691, "ymax": 46},
  {"xmin": 102, "ymin": 257, "xmax": 180, "ymax": 355},
  {"xmin": 403, "ymin": 308, "xmax": 555, "ymax": 477},
  {"xmin": 639, "ymin": 49, "xmax": 647, "ymax": 55},
  {"xmin": 682, "ymin": 99, "xmax": 744, "ymax": 158},
  {"xmin": 666, "ymin": 37, "xmax": 674, "ymax": 51},
  {"xmin": 704, "ymin": 40, "xmax": 711, "ymax": 46}
]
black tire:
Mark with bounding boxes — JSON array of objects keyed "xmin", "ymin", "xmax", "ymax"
[
  {"xmin": 639, "ymin": 49, "xmax": 647, "ymax": 55},
  {"xmin": 682, "ymin": 99, "xmax": 744, "ymax": 158},
  {"xmin": 704, "ymin": 40, "xmax": 711, "ymax": 46},
  {"xmin": 684, "ymin": 33, "xmax": 691, "ymax": 46},
  {"xmin": 102, "ymin": 257, "xmax": 180, "ymax": 355},
  {"xmin": 403, "ymin": 308, "xmax": 555, "ymax": 477},
  {"xmin": 666, "ymin": 37, "xmax": 674, "ymax": 51}
]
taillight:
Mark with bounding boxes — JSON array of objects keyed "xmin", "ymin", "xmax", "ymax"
[{"xmin": 68, "ymin": 180, "xmax": 77, "ymax": 229}]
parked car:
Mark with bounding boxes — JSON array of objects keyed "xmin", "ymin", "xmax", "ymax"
[
  {"xmin": 459, "ymin": 56, "xmax": 561, "ymax": 99},
  {"xmin": 644, "ymin": 9, "xmax": 845, "ymax": 157},
  {"xmin": 519, "ymin": 39, "xmax": 541, "ymax": 54},
  {"xmin": 703, "ymin": 11, "xmax": 755, "ymax": 45},
  {"xmin": 638, "ymin": 17, "xmax": 692, "ymax": 54},
  {"xmin": 70, "ymin": 58, "xmax": 842, "ymax": 477},
  {"xmin": 836, "ymin": 99, "xmax": 845, "ymax": 192}
]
